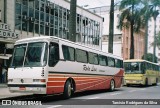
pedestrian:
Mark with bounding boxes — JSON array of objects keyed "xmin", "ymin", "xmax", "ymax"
[
  {"xmin": 2, "ymin": 66, "xmax": 7, "ymax": 83},
  {"xmin": 0, "ymin": 64, "xmax": 2, "ymax": 83}
]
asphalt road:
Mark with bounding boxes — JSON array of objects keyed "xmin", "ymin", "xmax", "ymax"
[{"xmin": 1, "ymin": 84, "xmax": 160, "ymax": 108}]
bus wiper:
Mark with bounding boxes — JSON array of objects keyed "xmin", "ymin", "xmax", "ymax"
[{"xmin": 29, "ymin": 66, "xmax": 33, "ymax": 69}]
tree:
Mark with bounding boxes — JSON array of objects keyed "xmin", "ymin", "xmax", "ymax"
[
  {"xmin": 69, "ymin": 0, "xmax": 77, "ymax": 42},
  {"xmin": 150, "ymin": 0, "xmax": 160, "ymax": 62},
  {"xmin": 142, "ymin": 53, "xmax": 158, "ymax": 63},
  {"xmin": 108, "ymin": 0, "xmax": 114, "ymax": 54},
  {"xmin": 118, "ymin": 0, "xmax": 142, "ymax": 59},
  {"xmin": 139, "ymin": 0, "xmax": 160, "ymax": 61},
  {"xmin": 151, "ymin": 32, "xmax": 160, "ymax": 48},
  {"xmin": 140, "ymin": 0, "xmax": 152, "ymax": 60},
  {"xmin": 156, "ymin": 32, "xmax": 160, "ymax": 47}
]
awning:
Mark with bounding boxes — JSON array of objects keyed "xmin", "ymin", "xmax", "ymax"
[{"xmin": 0, "ymin": 54, "xmax": 12, "ymax": 60}]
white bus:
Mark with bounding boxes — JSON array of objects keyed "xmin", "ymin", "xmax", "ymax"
[{"xmin": 8, "ymin": 36, "xmax": 124, "ymax": 98}]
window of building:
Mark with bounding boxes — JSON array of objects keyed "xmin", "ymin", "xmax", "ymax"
[
  {"xmin": 16, "ymin": 3, "xmax": 21, "ymax": 15},
  {"xmin": 29, "ymin": 21, "xmax": 34, "ymax": 32},
  {"xmin": 22, "ymin": 0, "xmax": 28, "ymax": 6},
  {"xmin": 35, "ymin": 23, "xmax": 39, "ymax": 34},
  {"xmin": 22, "ymin": 20, "xmax": 27, "ymax": 31},
  {"xmin": 40, "ymin": 25, "xmax": 44, "ymax": 35},
  {"xmin": 14, "ymin": 0, "xmax": 101, "ymax": 46},
  {"xmin": 15, "ymin": 18, "xmax": 21, "ymax": 30}
]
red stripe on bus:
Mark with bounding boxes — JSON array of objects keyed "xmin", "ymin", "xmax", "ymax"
[{"xmin": 47, "ymin": 82, "xmax": 65, "ymax": 86}]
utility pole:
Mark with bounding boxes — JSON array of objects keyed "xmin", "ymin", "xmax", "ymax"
[
  {"xmin": 108, "ymin": 0, "xmax": 114, "ymax": 54},
  {"xmin": 144, "ymin": 2, "xmax": 149, "ymax": 60},
  {"xmin": 152, "ymin": 7, "xmax": 159, "ymax": 63},
  {"xmin": 69, "ymin": 0, "xmax": 77, "ymax": 42}
]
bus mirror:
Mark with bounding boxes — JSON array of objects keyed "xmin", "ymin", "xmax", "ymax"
[{"xmin": 42, "ymin": 61, "xmax": 46, "ymax": 66}]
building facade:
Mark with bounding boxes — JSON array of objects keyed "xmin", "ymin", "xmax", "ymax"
[
  {"xmin": 89, "ymin": 6, "xmax": 122, "ymax": 57},
  {"xmin": 89, "ymin": 6, "xmax": 146, "ymax": 60},
  {"xmin": 102, "ymin": 34, "xmax": 122, "ymax": 57},
  {"xmin": 0, "ymin": 0, "xmax": 103, "ymax": 83},
  {"xmin": 148, "ymin": 16, "xmax": 160, "ymax": 64},
  {"xmin": 122, "ymin": 27, "xmax": 145, "ymax": 60}
]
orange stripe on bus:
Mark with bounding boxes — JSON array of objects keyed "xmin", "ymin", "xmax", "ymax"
[
  {"xmin": 47, "ymin": 82, "xmax": 65, "ymax": 86},
  {"xmin": 48, "ymin": 78, "xmax": 67, "ymax": 81}
]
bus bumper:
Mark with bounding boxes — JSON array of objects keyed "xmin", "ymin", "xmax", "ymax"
[
  {"xmin": 125, "ymin": 80, "xmax": 143, "ymax": 85},
  {"xmin": 8, "ymin": 84, "xmax": 46, "ymax": 94}
]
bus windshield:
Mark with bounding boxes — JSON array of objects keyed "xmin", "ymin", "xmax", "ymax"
[
  {"xmin": 11, "ymin": 42, "xmax": 48, "ymax": 68},
  {"xmin": 124, "ymin": 62, "xmax": 145, "ymax": 74}
]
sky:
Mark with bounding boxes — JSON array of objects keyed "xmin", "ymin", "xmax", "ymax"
[{"xmin": 77, "ymin": 0, "xmax": 120, "ymax": 9}]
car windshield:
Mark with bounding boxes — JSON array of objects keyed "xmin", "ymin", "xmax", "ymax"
[
  {"xmin": 124, "ymin": 62, "xmax": 144, "ymax": 74},
  {"xmin": 11, "ymin": 42, "xmax": 48, "ymax": 68}
]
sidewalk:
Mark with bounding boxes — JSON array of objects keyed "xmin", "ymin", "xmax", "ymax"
[{"xmin": 0, "ymin": 84, "xmax": 32, "ymax": 99}]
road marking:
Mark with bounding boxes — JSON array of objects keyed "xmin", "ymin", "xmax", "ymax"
[
  {"xmin": 154, "ymin": 86, "xmax": 159, "ymax": 88},
  {"xmin": 82, "ymin": 97, "xmax": 100, "ymax": 101},
  {"xmin": 110, "ymin": 92, "xmax": 121, "ymax": 96},
  {"xmin": 129, "ymin": 90, "xmax": 137, "ymax": 92},
  {"xmin": 140, "ymin": 88, "xmax": 146, "ymax": 90},
  {"xmin": 46, "ymin": 105, "xmax": 63, "ymax": 108},
  {"xmin": 87, "ymin": 97, "xmax": 100, "ymax": 99}
]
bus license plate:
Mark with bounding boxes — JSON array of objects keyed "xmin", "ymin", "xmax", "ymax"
[{"xmin": 19, "ymin": 87, "xmax": 26, "ymax": 90}]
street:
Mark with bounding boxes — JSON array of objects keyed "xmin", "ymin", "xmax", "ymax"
[{"xmin": 0, "ymin": 84, "xmax": 160, "ymax": 108}]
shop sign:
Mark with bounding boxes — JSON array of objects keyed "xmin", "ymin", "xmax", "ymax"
[{"xmin": 0, "ymin": 23, "xmax": 19, "ymax": 39}]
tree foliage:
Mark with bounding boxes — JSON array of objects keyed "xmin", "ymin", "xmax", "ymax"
[
  {"xmin": 118, "ymin": 0, "xmax": 160, "ymax": 60},
  {"xmin": 118, "ymin": 0, "xmax": 142, "ymax": 59},
  {"xmin": 142, "ymin": 53, "xmax": 158, "ymax": 63},
  {"xmin": 151, "ymin": 32, "xmax": 160, "ymax": 48}
]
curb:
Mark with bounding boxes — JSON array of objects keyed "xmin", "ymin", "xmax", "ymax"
[{"xmin": 0, "ymin": 84, "xmax": 7, "ymax": 88}]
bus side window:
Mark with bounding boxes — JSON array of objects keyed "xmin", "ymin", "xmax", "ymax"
[
  {"xmin": 88, "ymin": 52, "xmax": 99, "ymax": 65},
  {"xmin": 49, "ymin": 43, "xmax": 59, "ymax": 67},
  {"xmin": 141, "ymin": 62, "xmax": 146, "ymax": 73},
  {"xmin": 108, "ymin": 57, "xmax": 115, "ymax": 67},
  {"xmin": 99, "ymin": 55, "xmax": 107, "ymax": 66},
  {"xmin": 120, "ymin": 60, "xmax": 123, "ymax": 68},
  {"xmin": 76, "ymin": 49, "xmax": 88, "ymax": 63},
  {"xmin": 115, "ymin": 59, "xmax": 121, "ymax": 68},
  {"xmin": 62, "ymin": 45, "xmax": 75, "ymax": 61}
]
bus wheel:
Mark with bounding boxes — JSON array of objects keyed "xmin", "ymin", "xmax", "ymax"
[
  {"xmin": 126, "ymin": 84, "xmax": 130, "ymax": 87},
  {"xmin": 63, "ymin": 81, "xmax": 72, "ymax": 99},
  {"xmin": 156, "ymin": 78, "xmax": 158, "ymax": 86},
  {"xmin": 145, "ymin": 78, "xmax": 148, "ymax": 87},
  {"xmin": 109, "ymin": 79, "xmax": 115, "ymax": 92}
]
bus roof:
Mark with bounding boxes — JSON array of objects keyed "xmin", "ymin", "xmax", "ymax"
[
  {"xmin": 15, "ymin": 36, "xmax": 123, "ymax": 60},
  {"xmin": 124, "ymin": 59, "xmax": 159, "ymax": 65}
]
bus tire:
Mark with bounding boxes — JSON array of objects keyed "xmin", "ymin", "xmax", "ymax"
[
  {"xmin": 145, "ymin": 78, "xmax": 148, "ymax": 87},
  {"xmin": 156, "ymin": 78, "xmax": 158, "ymax": 86},
  {"xmin": 126, "ymin": 84, "xmax": 130, "ymax": 87},
  {"xmin": 63, "ymin": 81, "xmax": 72, "ymax": 99},
  {"xmin": 109, "ymin": 79, "xmax": 115, "ymax": 92}
]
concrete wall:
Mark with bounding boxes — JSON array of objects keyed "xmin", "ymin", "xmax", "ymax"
[
  {"xmin": 0, "ymin": 0, "xmax": 4, "ymax": 22},
  {"xmin": 6, "ymin": 0, "xmax": 15, "ymax": 30},
  {"xmin": 102, "ymin": 41, "xmax": 122, "ymax": 57}
]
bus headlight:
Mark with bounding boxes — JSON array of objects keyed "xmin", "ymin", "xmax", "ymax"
[{"xmin": 8, "ymin": 79, "xmax": 13, "ymax": 82}]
